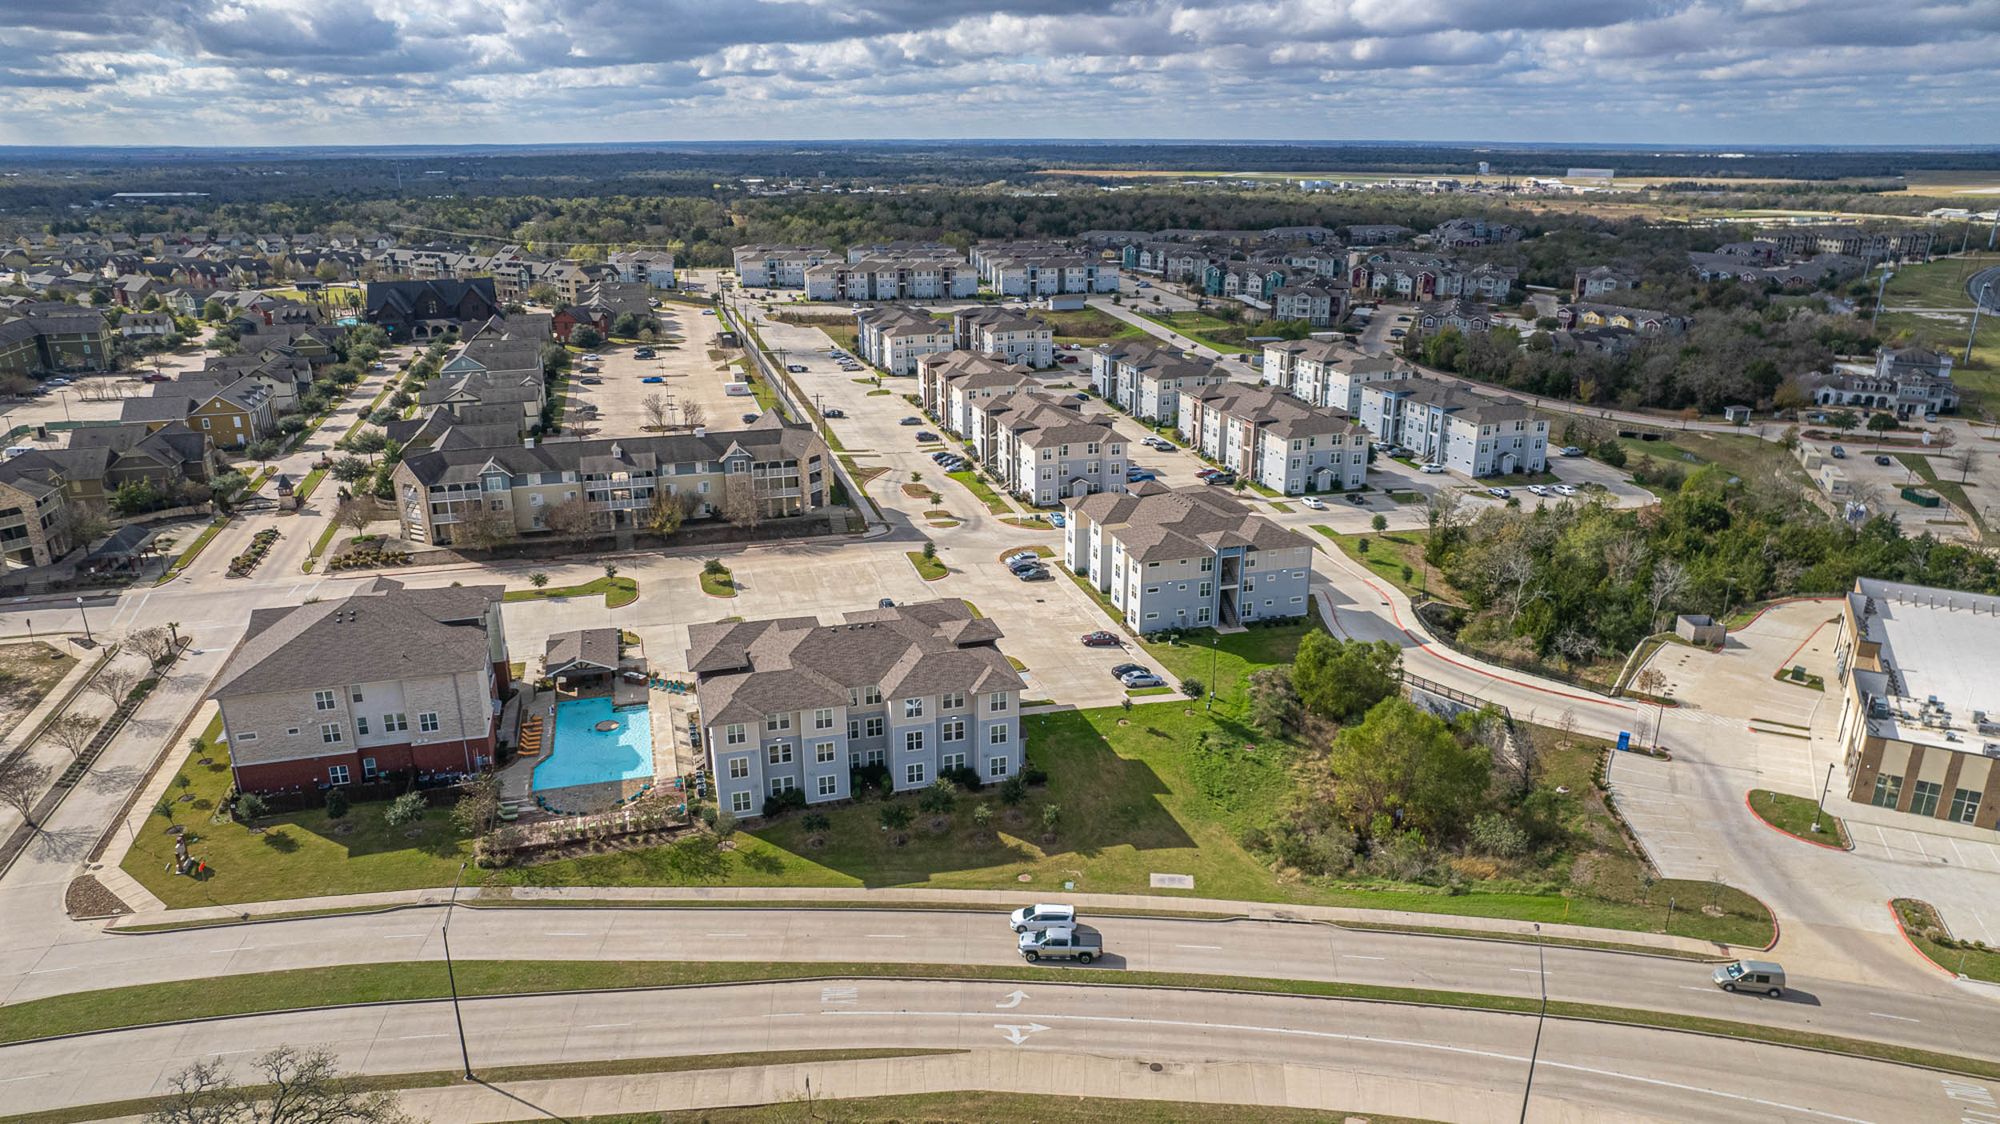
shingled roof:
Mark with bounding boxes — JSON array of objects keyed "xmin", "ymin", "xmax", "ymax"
[
  {"xmin": 211, "ymin": 578, "xmax": 501, "ymax": 700},
  {"xmin": 1065, "ymin": 485, "xmax": 1307, "ymax": 563}
]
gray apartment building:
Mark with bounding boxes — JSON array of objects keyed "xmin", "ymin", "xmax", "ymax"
[
  {"xmin": 917, "ymin": 350, "xmax": 1036, "ymax": 437},
  {"xmin": 1064, "ymin": 484, "xmax": 1314, "ymax": 633},
  {"xmin": 1261, "ymin": 341, "xmax": 1410, "ymax": 412},
  {"xmin": 690, "ymin": 599, "xmax": 1026, "ymax": 816},
  {"xmin": 856, "ymin": 306, "xmax": 954, "ymax": 375},
  {"xmin": 1177, "ymin": 383, "xmax": 1368, "ymax": 495},
  {"xmin": 965, "ymin": 390, "xmax": 1125, "ymax": 507},
  {"xmin": 1356, "ymin": 378, "xmax": 1549, "ymax": 478},
  {"xmin": 953, "ymin": 307, "xmax": 1055, "ymax": 369},
  {"xmin": 1091, "ymin": 339, "xmax": 1228, "ymax": 424}
]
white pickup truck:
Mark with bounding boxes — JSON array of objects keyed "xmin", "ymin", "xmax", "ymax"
[{"xmin": 1019, "ymin": 924, "xmax": 1102, "ymax": 964}]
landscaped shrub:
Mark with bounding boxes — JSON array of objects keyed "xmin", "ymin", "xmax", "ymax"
[
  {"xmin": 324, "ymin": 789, "xmax": 350, "ymax": 819},
  {"xmin": 940, "ymin": 765, "xmax": 983, "ymax": 793},
  {"xmin": 383, "ymin": 791, "xmax": 426, "ymax": 828},
  {"xmin": 849, "ymin": 762, "xmax": 889, "ymax": 798},
  {"xmin": 761, "ymin": 786, "xmax": 808, "ymax": 818}
]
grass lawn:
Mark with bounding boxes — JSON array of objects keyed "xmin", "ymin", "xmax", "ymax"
[
  {"xmin": 300, "ymin": 520, "xmax": 341, "ymax": 572},
  {"xmin": 1895, "ymin": 452, "xmax": 1990, "ymax": 539},
  {"xmin": 699, "ymin": 566, "xmax": 738, "ymax": 597},
  {"xmin": 947, "ymin": 469, "xmax": 1013, "ymax": 514},
  {"xmin": 906, "ymin": 550, "xmax": 947, "ymax": 580},
  {"xmin": 1138, "ymin": 620, "xmax": 1321, "ymax": 720},
  {"xmin": 1874, "ymin": 254, "xmax": 2000, "ymax": 410},
  {"xmin": 1747, "ymin": 789, "xmax": 1849, "ymax": 848},
  {"xmin": 294, "ymin": 467, "xmax": 328, "ymax": 503},
  {"xmin": 1038, "ymin": 307, "xmax": 1149, "ymax": 347},
  {"xmin": 1615, "ymin": 432, "xmax": 1813, "ymax": 493},
  {"xmin": 1317, "ymin": 527, "xmax": 1441, "ymax": 600},
  {"xmin": 504, "ymin": 576, "xmax": 640, "ymax": 609},
  {"xmin": 0, "ymin": 642, "xmax": 78, "ymax": 734},
  {"xmin": 1896, "ymin": 898, "xmax": 2000, "ymax": 984},
  {"xmin": 157, "ymin": 517, "xmax": 230, "ymax": 583}
]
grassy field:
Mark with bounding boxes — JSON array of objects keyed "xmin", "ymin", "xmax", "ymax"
[
  {"xmin": 1317, "ymin": 527, "xmax": 1441, "ymax": 600},
  {"xmin": 1893, "ymin": 452, "xmax": 1990, "ymax": 539},
  {"xmin": 1895, "ymin": 898, "xmax": 2000, "ymax": 984},
  {"xmin": 1747, "ymin": 789, "xmax": 1849, "ymax": 848},
  {"xmin": 947, "ymin": 468, "xmax": 1013, "ymax": 514},
  {"xmin": 1137, "ymin": 620, "xmax": 1320, "ymax": 720},
  {"xmin": 907, "ymin": 550, "xmax": 947, "ymax": 580},
  {"xmin": 1135, "ymin": 309, "xmax": 1256, "ymax": 354},
  {"xmin": 505, "ymin": 576, "xmax": 640, "ymax": 608},
  {"xmin": 0, "ymin": 642, "xmax": 78, "ymax": 735},
  {"xmin": 1038, "ymin": 307, "xmax": 1149, "ymax": 346},
  {"xmin": 1614, "ymin": 430, "xmax": 1814, "ymax": 492},
  {"xmin": 1876, "ymin": 252, "xmax": 2000, "ymax": 411}
]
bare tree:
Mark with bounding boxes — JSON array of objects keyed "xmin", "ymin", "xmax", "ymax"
[
  {"xmin": 145, "ymin": 1045, "xmax": 411, "ymax": 1124},
  {"xmin": 0, "ymin": 757, "xmax": 53, "ymax": 827},
  {"xmin": 87, "ymin": 667, "xmax": 141, "ymax": 711},
  {"xmin": 452, "ymin": 504, "xmax": 516, "ymax": 551},
  {"xmin": 641, "ymin": 392, "xmax": 671, "ymax": 433},
  {"xmin": 333, "ymin": 497, "xmax": 374, "ymax": 538},
  {"xmin": 680, "ymin": 399, "xmax": 706, "ymax": 431},
  {"xmin": 1647, "ymin": 559, "xmax": 1689, "ymax": 630},
  {"xmin": 128, "ymin": 626, "xmax": 178, "ymax": 667},
  {"xmin": 1494, "ymin": 539, "xmax": 1546, "ymax": 627},
  {"xmin": 719, "ymin": 473, "xmax": 761, "ymax": 530},
  {"xmin": 45, "ymin": 713, "xmax": 102, "ymax": 762},
  {"xmin": 542, "ymin": 497, "xmax": 600, "ymax": 544},
  {"xmin": 1603, "ymin": 534, "xmax": 1649, "ymax": 585},
  {"xmin": 1940, "ymin": 446, "xmax": 1979, "ymax": 485}
]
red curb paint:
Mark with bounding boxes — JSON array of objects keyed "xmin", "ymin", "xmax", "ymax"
[
  {"xmin": 1888, "ymin": 900, "xmax": 1958, "ymax": 977},
  {"xmin": 1773, "ymin": 617, "xmax": 1836, "ymax": 679},
  {"xmin": 1731, "ymin": 596, "xmax": 1839, "ymax": 632},
  {"xmin": 1743, "ymin": 791, "xmax": 1850, "ymax": 852}
]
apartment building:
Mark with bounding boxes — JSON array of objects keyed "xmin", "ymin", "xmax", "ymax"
[
  {"xmin": 1573, "ymin": 265, "xmax": 1640, "ymax": 299},
  {"xmin": 1348, "ymin": 251, "xmax": 1519, "ymax": 302},
  {"xmin": 1807, "ymin": 347, "xmax": 1959, "ymax": 419},
  {"xmin": 973, "ymin": 244, "xmax": 1120, "ymax": 296},
  {"xmin": 953, "ymin": 307, "xmax": 1054, "ymax": 368},
  {"xmin": 964, "ymin": 391, "xmax": 1124, "ymax": 507},
  {"xmin": 1261, "ymin": 340, "xmax": 1410, "ymax": 413},
  {"xmin": 855, "ymin": 306, "xmax": 954, "ymax": 375},
  {"xmin": 1555, "ymin": 302, "xmax": 1691, "ymax": 335},
  {"xmin": 917, "ymin": 351, "xmax": 1036, "ymax": 437},
  {"xmin": 0, "ymin": 461, "xmax": 76, "ymax": 570},
  {"xmin": 690, "ymin": 599, "xmax": 1025, "ymax": 815},
  {"xmin": 1768, "ymin": 226, "xmax": 1934, "ymax": 262},
  {"xmin": 803, "ymin": 257, "xmax": 978, "ymax": 302},
  {"xmin": 0, "ymin": 303, "xmax": 113, "ymax": 376},
  {"xmin": 392, "ymin": 417, "xmax": 832, "ymax": 546},
  {"xmin": 605, "ymin": 250, "xmax": 676, "ymax": 288},
  {"xmin": 1177, "ymin": 383, "xmax": 1368, "ymax": 494},
  {"xmin": 1091, "ymin": 339, "xmax": 1228, "ymax": 424},
  {"xmin": 1271, "ymin": 285, "xmax": 1344, "ymax": 327},
  {"xmin": 1833, "ymin": 577, "xmax": 2000, "ymax": 829},
  {"xmin": 1064, "ymin": 484, "xmax": 1313, "ymax": 633},
  {"xmin": 732, "ymin": 245, "xmax": 835, "ymax": 288},
  {"xmin": 1357, "ymin": 378, "xmax": 1549, "ymax": 478},
  {"xmin": 210, "ymin": 578, "xmax": 511, "ymax": 794}
]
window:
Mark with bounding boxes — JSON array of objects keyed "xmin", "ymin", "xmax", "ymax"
[
  {"xmin": 1951, "ymin": 788, "xmax": 1983, "ymax": 824},
  {"xmin": 767, "ymin": 743, "xmax": 793, "ymax": 765},
  {"xmin": 1871, "ymin": 773, "xmax": 1904, "ymax": 809},
  {"xmin": 418, "ymin": 712, "xmax": 439, "ymax": 734},
  {"xmin": 1200, "ymin": 557, "xmax": 1214, "ymax": 572},
  {"xmin": 988, "ymin": 692, "xmax": 1008, "ymax": 713},
  {"xmin": 313, "ymin": 690, "xmax": 336, "ymax": 711},
  {"xmin": 725, "ymin": 724, "xmax": 747, "ymax": 746},
  {"xmin": 941, "ymin": 692, "xmax": 964, "ymax": 711},
  {"xmin": 851, "ymin": 747, "xmax": 885, "ymax": 768},
  {"xmin": 766, "ymin": 713, "xmax": 792, "ymax": 732},
  {"xmin": 815, "ymin": 741, "xmax": 836, "ymax": 764},
  {"xmin": 942, "ymin": 752, "xmax": 965, "ymax": 772},
  {"xmin": 847, "ymin": 719, "xmax": 860, "ymax": 740},
  {"xmin": 1199, "ymin": 581, "xmax": 1212, "ymax": 598},
  {"xmin": 813, "ymin": 708, "xmax": 835, "ymax": 730},
  {"xmin": 817, "ymin": 774, "xmax": 838, "ymax": 797},
  {"xmin": 861, "ymin": 686, "xmax": 882, "ymax": 705},
  {"xmin": 356, "ymin": 716, "xmax": 370, "ymax": 736},
  {"xmin": 287, "ymin": 727, "xmax": 300, "ymax": 736},
  {"xmin": 904, "ymin": 698, "xmax": 924, "ymax": 719},
  {"xmin": 942, "ymin": 719, "xmax": 965, "ymax": 743},
  {"xmin": 1911, "ymin": 780, "xmax": 1943, "ymax": 817},
  {"xmin": 904, "ymin": 730, "xmax": 926, "ymax": 754},
  {"xmin": 990, "ymin": 724, "xmax": 1010, "ymax": 745},
  {"xmin": 769, "ymin": 776, "xmax": 797, "ymax": 795},
  {"xmin": 361, "ymin": 758, "xmax": 377, "ymax": 780},
  {"xmin": 731, "ymin": 791, "xmax": 752, "ymax": 814},
  {"xmin": 728, "ymin": 757, "xmax": 749, "ymax": 779},
  {"xmin": 906, "ymin": 762, "xmax": 926, "ymax": 786},
  {"xmin": 327, "ymin": 764, "xmax": 349, "ymax": 785},
  {"xmin": 320, "ymin": 723, "xmax": 343, "ymax": 744},
  {"xmin": 350, "ymin": 687, "xmax": 364, "ymax": 703},
  {"xmin": 989, "ymin": 756, "xmax": 1011, "ymax": 778},
  {"xmin": 865, "ymin": 717, "xmax": 884, "ymax": 738}
]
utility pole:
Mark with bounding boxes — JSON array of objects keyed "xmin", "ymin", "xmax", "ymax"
[
  {"xmin": 1869, "ymin": 268, "xmax": 1894, "ymax": 335},
  {"xmin": 1518, "ymin": 923, "xmax": 1548, "ymax": 1124},
  {"xmin": 1968, "ymin": 282, "xmax": 1992, "ymax": 365},
  {"xmin": 1812, "ymin": 761, "xmax": 1836, "ymax": 835},
  {"xmin": 74, "ymin": 596, "xmax": 92, "ymax": 645},
  {"xmin": 1205, "ymin": 634, "xmax": 1218, "ymax": 712},
  {"xmin": 442, "ymin": 861, "xmax": 474, "ymax": 1080}
]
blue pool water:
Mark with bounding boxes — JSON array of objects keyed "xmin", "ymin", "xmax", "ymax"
[{"xmin": 532, "ymin": 698, "xmax": 654, "ymax": 791}]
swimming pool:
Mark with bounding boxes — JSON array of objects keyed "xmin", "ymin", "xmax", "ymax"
[{"xmin": 532, "ymin": 697, "xmax": 654, "ymax": 791}]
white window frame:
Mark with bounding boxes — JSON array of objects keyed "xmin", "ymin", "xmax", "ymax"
[
  {"xmin": 731, "ymin": 790, "xmax": 752, "ymax": 814},
  {"xmin": 989, "ymin": 724, "xmax": 1009, "ymax": 746},
  {"xmin": 815, "ymin": 741, "xmax": 836, "ymax": 764},
  {"xmin": 320, "ymin": 723, "xmax": 343, "ymax": 744},
  {"xmin": 327, "ymin": 764, "xmax": 350, "ymax": 785},
  {"xmin": 313, "ymin": 689, "xmax": 336, "ymax": 711},
  {"xmin": 418, "ymin": 712, "xmax": 439, "ymax": 734},
  {"xmin": 728, "ymin": 756, "xmax": 750, "ymax": 779},
  {"xmin": 767, "ymin": 743, "xmax": 793, "ymax": 765},
  {"xmin": 904, "ymin": 730, "xmax": 926, "ymax": 754}
]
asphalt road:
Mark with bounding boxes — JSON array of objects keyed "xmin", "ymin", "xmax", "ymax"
[{"xmin": 1, "ymin": 977, "xmax": 1981, "ymax": 1122}]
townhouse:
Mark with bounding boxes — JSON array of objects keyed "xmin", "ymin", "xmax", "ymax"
[
  {"xmin": 1356, "ymin": 378, "xmax": 1549, "ymax": 478},
  {"xmin": 392, "ymin": 417, "xmax": 832, "ymax": 547},
  {"xmin": 803, "ymin": 256, "xmax": 977, "ymax": 302},
  {"xmin": 1064, "ymin": 484, "xmax": 1313, "ymax": 633},
  {"xmin": 1261, "ymin": 340, "xmax": 1411, "ymax": 413},
  {"xmin": 1573, "ymin": 265, "xmax": 1640, "ymax": 299},
  {"xmin": 855, "ymin": 307, "xmax": 954, "ymax": 375},
  {"xmin": 210, "ymin": 578, "xmax": 511, "ymax": 794},
  {"xmin": 953, "ymin": 307, "xmax": 1053, "ymax": 368},
  {"xmin": 1348, "ymin": 251, "xmax": 1518, "ymax": 302},
  {"xmin": 732, "ymin": 245, "xmax": 835, "ymax": 288},
  {"xmin": 1806, "ymin": 347, "xmax": 1958, "ymax": 419},
  {"xmin": 1411, "ymin": 298, "xmax": 1495, "ymax": 336},
  {"xmin": 1091, "ymin": 339, "xmax": 1228, "ymax": 424},
  {"xmin": 690, "ymin": 599, "xmax": 1025, "ymax": 815},
  {"xmin": 1177, "ymin": 383, "xmax": 1368, "ymax": 495},
  {"xmin": 964, "ymin": 391, "xmax": 1125, "ymax": 507},
  {"xmin": 1555, "ymin": 302, "xmax": 1691, "ymax": 335},
  {"xmin": 917, "ymin": 350, "xmax": 1036, "ymax": 437}
]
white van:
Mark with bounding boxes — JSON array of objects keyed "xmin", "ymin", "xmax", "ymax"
[{"xmin": 1009, "ymin": 903, "xmax": 1076, "ymax": 933}]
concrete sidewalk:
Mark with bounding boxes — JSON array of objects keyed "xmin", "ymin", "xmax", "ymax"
[{"xmin": 103, "ymin": 880, "xmax": 1738, "ymax": 956}]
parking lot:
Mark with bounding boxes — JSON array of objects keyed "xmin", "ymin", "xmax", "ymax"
[{"xmin": 560, "ymin": 303, "xmax": 755, "ymax": 437}]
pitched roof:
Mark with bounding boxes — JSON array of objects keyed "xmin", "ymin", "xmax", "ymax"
[
  {"xmin": 1065, "ymin": 484, "xmax": 1307, "ymax": 563},
  {"xmin": 211, "ymin": 578, "xmax": 502, "ymax": 700},
  {"xmin": 544, "ymin": 628, "xmax": 621, "ymax": 674}
]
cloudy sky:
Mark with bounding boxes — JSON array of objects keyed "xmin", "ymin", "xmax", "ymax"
[{"xmin": 2, "ymin": 0, "xmax": 1996, "ymax": 147}]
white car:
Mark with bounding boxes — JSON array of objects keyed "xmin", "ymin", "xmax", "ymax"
[
  {"xmin": 1420, "ymin": 463, "xmax": 1445, "ymax": 474},
  {"xmin": 1487, "ymin": 487, "xmax": 1512, "ymax": 498},
  {"xmin": 1300, "ymin": 496, "xmax": 1326, "ymax": 510},
  {"xmin": 580, "ymin": 353, "xmax": 602, "ymax": 361},
  {"xmin": 1528, "ymin": 484, "xmax": 1550, "ymax": 497},
  {"xmin": 1011, "ymin": 903, "xmax": 1076, "ymax": 933},
  {"xmin": 1553, "ymin": 483, "xmax": 1579, "ymax": 497}
]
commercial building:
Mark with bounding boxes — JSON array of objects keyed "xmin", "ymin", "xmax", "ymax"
[
  {"xmin": 1091, "ymin": 339, "xmax": 1228, "ymax": 424},
  {"xmin": 1064, "ymin": 484, "xmax": 1313, "ymax": 633},
  {"xmin": 1177, "ymin": 383, "xmax": 1368, "ymax": 494},
  {"xmin": 1834, "ymin": 578, "xmax": 2000, "ymax": 829},
  {"xmin": 1806, "ymin": 348, "xmax": 1959, "ymax": 420},
  {"xmin": 690, "ymin": 599, "xmax": 1025, "ymax": 815},
  {"xmin": 1357, "ymin": 377, "xmax": 1549, "ymax": 478},
  {"xmin": 210, "ymin": 578, "xmax": 511, "ymax": 794},
  {"xmin": 855, "ymin": 307, "xmax": 954, "ymax": 375}
]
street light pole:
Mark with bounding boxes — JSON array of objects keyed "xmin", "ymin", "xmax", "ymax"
[
  {"xmin": 1205, "ymin": 634, "xmax": 1218, "ymax": 712},
  {"xmin": 1518, "ymin": 922, "xmax": 1548, "ymax": 1124},
  {"xmin": 1812, "ymin": 761, "xmax": 1836, "ymax": 834},
  {"xmin": 441, "ymin": 861, "xmax": 474, "ymax": 1081},
  {"xmin": 74, "ymin": 596, "xmax": 92, "ymax": 645},
  {"xmin": 1967, "ymin": 282, "xmax": 1992, "ymax": 366},
  {"xmin": 1869, "ymin": 269, "xmax": 1894, "ymax": 335}
]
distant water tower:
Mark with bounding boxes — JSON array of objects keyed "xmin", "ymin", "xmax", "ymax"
[{"xmin": 1477, "ymin": 161, "xmax": 1491, "ymax": 176}]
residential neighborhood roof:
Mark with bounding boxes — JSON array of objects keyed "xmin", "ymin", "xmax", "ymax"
[
  {"xmin": 544, "ymin": 628, "xmax": 622, "ymax": 676},
  {"xmin": 1065, "ymin": 485, "xmax": 1307, "ymax": 563},
  {"xmin": 211, "ymin": 578, "xmax": 503, "ymax": 700}
]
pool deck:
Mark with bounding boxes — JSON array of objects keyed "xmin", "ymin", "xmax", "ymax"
[{"xmin": 500, "ymin": 688, "xmax": 663, "ymax": 816}]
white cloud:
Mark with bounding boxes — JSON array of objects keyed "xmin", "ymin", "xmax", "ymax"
[{"xmin": 0, "ymin": 0, "xmax": 1995, "ymax": 145}]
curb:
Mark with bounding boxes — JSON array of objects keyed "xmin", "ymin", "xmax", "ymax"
[{"xmin": 1743, "ymin": 791, "xmax": 1852, "ymax": 853}]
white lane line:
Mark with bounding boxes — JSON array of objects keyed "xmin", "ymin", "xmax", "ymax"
[
  {"xmin": 27, "ymin": 966, "xmax": 75, "ymax": 974},
  {"xmin": 1873, "ymin": 825, "xmax": 1891, "ymax": 858},
  {"xmin": 1175, "ymin": 944, "xmax": 1223, "ymax": 951},
  {"xmin": 706, "ymin": 932, "xmax": 749, "ymax": 938},
  {"xmin": 1680, "ymin": 986, "xmax": 1713, "ymax": 993},
  {"xmin": 0, "ymin": 1072, "xmax": 52, "ymax": 1084},
  {"xmin": 584, "ymin": 1023, "xmax": 632, "ymax": 1029},
  {"xmin": 864, "ymin": 934, "xmax": 907, "ymax": 939},
  {"xmin": 1910, "ymin": 832, "xmax": 1930, "ymax": 861},
  {"xmin": 397, "ymin": 1033, "xmax": 449, "ymax": 1040},
  {"xmin": 814, "ymin": 1009, "xmax": 1872, "ymax": 1123},
  {"xmin": 542, "ymin": 931, "xmax": 589, "ymax": 937},
  {"xmin": 1868, "ymin": 1012, "xmax": 1920, "ymax": 1023},
  {"xmin": 382, "ymin": 933, "xmax": 427, "ymax": 940},
  {"xmin": 1950, "ymin": 838, "xmax": 1971, "ymax": 867},
  {"xmin": 208, "ymin": 947, "xmax": 249, "ymax": 954},
  {"xmin": 1339, "ymin": 954, "xmax": 1385, "ymax": 961},
  {"xmin": 1507, "ymin": 967, "xmax": 1543, "ymax": 974}
]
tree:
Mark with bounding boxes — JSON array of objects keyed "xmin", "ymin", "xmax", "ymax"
[
  {"xmin": 144, "ymin": 1044, "xmax": 411, "ymax": 1124},
  {"xmin": 234, "ymin": 792, "xmax": 269, "ymax": 822},
  {"xmin": 680, "ymin": 400, "xmax": 706, "ymax": 430},
  {"xmin": 0, "ymin": 757, "xmax": 52, "ymax": 828},
  {"xmin": 329, "ymin": 455, "xmax": 371, "ymax": 484},
  {"xmin": 1292, "ymin": 632, "xmax": 1401, "ymax": 722},
  {"xmin": 383, "ymin": 791, "xmax": 427, "ymax": 829},
  {"xmin": 128, "ymin": 625, "xmax": 179, "ymax": 667},
  {"xmin": 87, "ymin": 667, "xmax": 141, "ymax": 711},
  {"xmin": 450, "ymin": 774, "xmax": 502, "ymax": 837},
  {"xmin": 1324, "ymin": 697, "xmax": 1490, "ymax": 839},
  {"xmin": 453, "ymin": 504, "xmax": 516, "ymax": 551},
  {"xmin": 571, "ymin": 326, "xmax": 604, "ymax": 349},
  {"xmin": 642, "ymin": 393, "xmax": 671, "ymax": 432},
  {"xmin": 878, "ymin": 802, "xmax": 911, "ymax": 834},
  {"xmin": 643, "ymin": 489, "xmax": 696, "ymax": 536},
  {"xmin": 46, "ymin": 712, "xmax": 101, "ymax": 762},
  {"xmin": 1648, "ymin": 558, "xmax": 1690, "ymax": 629},
  {"xmin": 720, "ymin": 473, "xmax": 761, "ymax": 529},
  {"xmin": 542, "ymin": 497, "xmax": 599, "ymax": 543},
  {"xmin": 347, "ymin": 428, "xmax": 389, "ymax": 457},
  {"xmin": 920, "ymin": 779, "xmax": 957, "ymax": 817},
  {"xmin": 529, "ymin": 571, "xmax": 550, "ymax": 590},
  {"xmin": 333, "ymin": 497, "xmax": 373, "ymax": 538},
  {"xmin": 1829, "ymin": 410, "xmax": 1859, "ymax": 433},
  {"xmin": 1247, "ymin": 667, "xmax": 1302, "ymax": 738},
  {"xmin": 1866, "ymin": 412, "xmax": 1898, "ymax": 432},
  {"xmin": 1180, "ymin": 677, "xmax": 1206, "ymax": 700},
  {"xmin": 1371, "ymin": 513, "xmax": 1388, "ymax": 535},
  {"xmin": 1941, "ymin": 446, "xmax": 1979, "ymax": 485}
]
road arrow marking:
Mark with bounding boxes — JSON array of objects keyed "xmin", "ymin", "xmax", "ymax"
[
  {"xmin": 995, "ymin": 1022, "xmax": 1049, "ymax": 1045},
  {"xmin": 995, "ymin": 989, "xmax": 1029, "ymax": 1009}
]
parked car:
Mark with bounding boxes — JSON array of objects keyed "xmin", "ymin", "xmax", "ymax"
[
  {"xmin": 1345, "ymin": 493, "xmax": 1366, "ymax": 506},
  {"xmin": 1058, "ymin": 354, "xmax": 1078, "ymax": 364},
  {"xmin": 1875, "ymin": 454, "xmax": 1892, "ymax": 466},
  {"xmin": 1120, "ymin": 671, "xmax": 1165, "ymax": 689},
  {"xmin": 641, "ymin": 375, "xmax": 666, "ymax": 384},
  {"xmin": 577, "ymin": 364, "xmax": 599, "ymax": 374},
  {"xmin": 1420, "ymin": 463, "xmax": 1445, "ymax": 474},
  {"xmin": 1135, "ymin": 281, "xmax": 1151, "ymax": 289},
  {"xmin": 1831, "ymin": 445, "xmax": 1846, "ymax": 459},
  {"xmin": 1389, "ymin": 329, "xmax": 1406, "ymax": 338},
  {"xmin": 1049, "ymin": 513, "xmax": 1066, "ymax": 528},
  {"xmin": 1300, "ymin": 496, "xmax": 1326, "ymax": 510},
  {"xmin": 1205, "ymin": 472, "xmax": 1235, "ymax": 486},
  {"xmin": 1016, "ymin": 566, "xmax": 1051, "ymax": 582},
  {"xmin": 1553, "ymin": 483, "xmax": 1579, "ymax": 496},
  {"xmin": 899, "ymin": 416, "xmax": 923, "ymax": 426},
  {"xmin": 1195, "ymin": 467, "xmax": 1222, "ymax": 479},
  {"xmin": 1006, "ymin": 551, "xmax": 1041, "ymax": 566},
  {"xmin": 141, "ymin": 373, "xmax": 172, "ymax": 383},
  {"xmin": 878, "ymin": 598, "xmax": 895, "ymax": 608},
  {"xmin": 1559, "ymin": 446, "xmax": 1584, "ymax": 457},
  {"xmin": 1109, "ymin": 663, "xmax": 1147, "ymax": 680},
  {"xmin": 580, "ymin": 353, "xmax": 602, "ymax": 361},
  {"xmin": 578, "ymin": 376, "xmax": 603, "ymax": 385},
  {"xmin": 1528, "ymin": 484, "xmax": 1550, "ymax": 497},
  {"xmin": 1010, "ymin": 904, "xmax": 1076, "ymax": 933},
  {"xmin": 1080, "ymin": 631, "xmax": 1121, "ymax": 648},
  {"xmin": 1020, "ymin": 925, "xmax": 1101, "ymax": 963},
  {"xmin": 1487, "ymin": 487, "xmax": 1511, "ymax": 498},
  {"xmin": 632, "ymin": 348, "xmax": 655, "ymax": 359},
  {"xmin": 1007, "ymin": 557, "xmax": 1043, "ymax": 574},
  {"xmin": 1712, "ymin": 959, "xmax": 1785, "ymax": 997},
  {"xmin": 741, "ymin": 412, "xmax": 760, "ymax": 424},
  {"xmin": 1126, "ymin": 469, "xmax": 1157, "ymax": 483}
]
